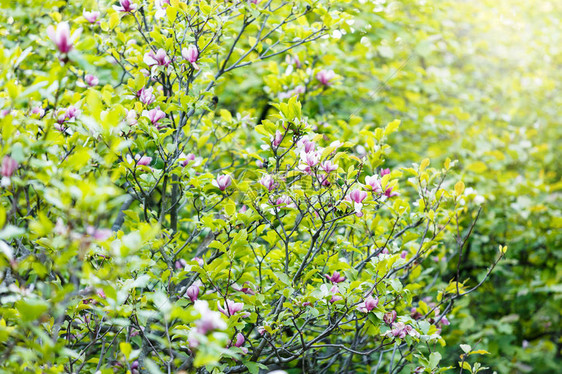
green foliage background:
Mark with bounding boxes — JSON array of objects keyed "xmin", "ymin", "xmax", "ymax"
[{"xmin": 0, "ymin": 0, "xmax": 560, "ymax": 373}]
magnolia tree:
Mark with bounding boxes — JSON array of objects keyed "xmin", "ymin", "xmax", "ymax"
[{"xmin": 0, "ymin": 1, "xmax": 502, "ymax": 373}]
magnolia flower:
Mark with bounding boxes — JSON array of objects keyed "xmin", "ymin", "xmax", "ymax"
[
  {"xmin": 299, "ymin": 150, "xmax": 320, "ymax": 173},
  {"xmin": 194, "ymin": 300, "xmax": 227, "ymax": 334},
  {"xmin": 329, "ymin": 285, "xmax": 343, "ymax": 303},
  {"xmin": 175, "ymin": 259, "xmax": 187, "ymax": 270},
  {"xmin": 1, "ymin": 156, "xmax": 18, "ymax": 178},
  {"xmin": 365, "ymin": 175, "xmax": 382, "ymax": 192},
  {"xmin": 349, "ymin": 189, "xmax": 368, "ymax": 217},
  {"xmin": 217, "ymin": 299, "xmax": 244, "ymax": 317},
  {"xmin": 142, "ymin": 107, "xmax": 166, "ymax": 125},
  {"xmin": 297, "ymin": 137, "xmax": 315, "ymax": 153},
  {"xmin": 349, "ymin": 189, "xmax": 367, "ymax": 204},
  {"xmin": 47, "ymin": 22, "xmax": 80, "ymax": 54},
  {"xmin": 83, "ymin": 10, "xmax": 100, "ymax": 23},
  {"xmin": 286, "ymin": 54, "xmax": 302, "ymax": 68},
  {"xmin": 380, "ymin": 168, "xmax": 391, "ymax": 176},
  {"xmin": 84, "ymin": 74, "xmax": 99, "ymax": 87},
  {"xmin": 127, "ymin": 154, "xmax": 152, "ymax": 167},
  {"xmin": 275, "ymin": 195, "xmax": 296, "ymax": 209},
  {"xmin": 357, "ymin": 295, "xmax": 378, "ymax": 313},
  {"xmin": 57, "ymin": 105, "xmax": 81, "ymax": 124},
  {"xmin": 318, "ymin": 174, "xmax": 331, "ymax": 187},
  {"xmin": 232, "ymin": 283, "xmax": 256, "ymax": 295},
  {"xmin": 186, "ymin": 280, "xmax": 202, "ymax": 302},
  {"xmin": 325, "ymin": 271, "xmax": 345, "ymax": 284},
  {"xmin": 193, "ymin": 257, "xmax": 204, "ymax": 267},
  {"xmin": 144, "ymin": 48, "xmax": 171, "ymax": 67},
  {"xmin": 86, "ymin": 226, "xmax": 112, "ymax": 241},
  {"xmin": 154, "ymin": 0, "xmax": 170, "ymax": 19},
  {"xmin": 272, "ymin": 130, "xmax": 283, "ymax": 148},
  {"xmin": 113, "ymin": 0, "xmax": 137, "ymax": 13},
  {"xmin": 316, "ymin": 69, "xmax": 336, "ymax": 86},
  {"xmin": 384, "ymin": 186, "xmax": 399, "ymax": 198},
  {"xmin": 179, "ymin": 152, "xmax": 196, "ymax": 167},
  {"xmin": 212, "ymin": 174, "xmax": 232, "ymax": 191},
  {"xmin": 126, "ymin": 110, "xmax": 138, "ymax": 126},
  {"xmin": 138, "ymin": 87, "xmax": 156, "ymax": 105},
  {"xmin": 387, "ymin": 323, "xmax": 420, "ymax": 339},
  {"xmin": 260, "ymin": 174, "xmax": 277, "ymax": 192},
  {"xmin": 31, "ymin": 107, "xmax": 45, "ymax": 118},
  {"xmin": 383, "ymin": 310, "xmax": 397, "ymax": 325},
  {"xmin": 182, "ymin": 45, "xmax": 199, "ymax": 70},
  {"xmin": 233, "ymin": 333, "xmax": 248, "ymax": 354},
  {"xmin": 321, "ymin": 160, "xmax": 338, "ymax": 173}
]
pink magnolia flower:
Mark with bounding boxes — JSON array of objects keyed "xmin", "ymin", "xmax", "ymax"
[
  {"xmin": 126, "ymin": 110, "xmax": 138, "ymax": 126},
  {"xmin": 389, "ymin": 322, "xmax": 408, "ymax": 338},
  {"xmin": 136, "ymin": 156, "xmax": 152, "ymax": 166},
  {"xmin": 83, "ymin": 10, "xmax": 100, "ymax": 23},
  {"xmin": 383, "ymin": 310, "xmax": 397, "ymax": 325},
  {"xmin": 138, "ymin": 87, "xmax": 156, "ymax": 105},
  {"xmin": 400, "ymin": 250, "xmax": 408, "ymax": 259},
  {"xmin": 179, "ymin": 153, "xmax": 196, "ymax": 167},
  {"xmin": 47, "ymin": 22, "xmax": 81, "ymax": 54},
  {"xmin": 329, "ymin": 285, "xmax": 343, "ymax": 303},
  {"xmin": 299, "ymin": 150, "xmax": 320, "ymax": 173},
  {"xmin": 193, "ymin": 257, "xmax": 204, "ymax": 266},
  {"xmin": 317, "ymin": 174, "xmax": 331, "ymax": 187},
  {"xmin": 316, "ymin": 69, "xmax": 336, "ymax": 86},
  {"xmin": 286, "ymin": 54, "xmax": 302, "ymax": 68},
  {"xmin": 233, "ymin": 333, "xmax": 248, "ymax": 353},
  {"xmin": 272, "ymin": 130, "xmax": 283, "ymax": 148},
  {"xmin": 411, "ymin": 307, "xmax": 423, "ymax": 320},
  {"xmin": 321, "ymin": 160, "xmax": 338, "ymax": 173},
  {"xmin": 349, "ymin": 189, "xmax": 368, "ymax": 217},
  {"xmin": 154, "ymin": 0, "xmax": 170, "ymax": 19},
  {"xmin": 259, "ymin": 174, "xmax": 277, "ymax": 192},
  {"xmin": 113, "ymin": 0, "xmax": 137, "ymax": 13},
  {"xmin": 186, "ymin": 280, "xmax": 202, "ymax": 302},
  {"xmin": 384, "ymin": 186, "xmax": 399, "ymax": 198},
  {"xmin": 182, "ymin": 45, "xmax": 199, "ymax": 70},
  {"xmin": 365, "ymin": 175, "xmax": 382, "ymax": 193},
  {"xmin": 440, "ymin": 316, "xmax": 450, "ymax": 326},
  {"xmin": 232, "ymin": 283, "xmax": 256, "ymax": 295},
  {"xmin": 31, "ymin": 107, "xmax": 45, "ymax": 118},
  {"xmin": 380, "ymin": 168, "xmax": 391, "ymax": 176},
  {"xmin": 297, "ymin": 137, "xmax": 316, "ymax": 153},
  {"xmin": 325, "ymin": 271, "xmax": 345, "ymax": 284},
  {"xmin": 1, "ymin": 156, "xmax": 18, "ymax": 178},
  {"xmin": 57, "ymin": 105, "xmax": 81, "ymax": 124},
  {"xmin": 275, "ymin": 195, "xmax": 296, "ymax": 209},
  {"xmin": 97, "ymin": 289, "xmax": 106, "ymax": 299},
  {"xmin": 86, "ymin": 226, "xmax": 112, "ymax": 240},
  {"xmin": 357, "ymin": 295, "xmax": 379, "ymax": 313},
  {"xmin": 144, "ymin": 49, "xmax": 171, "ymax": 67},
  {"xmin": 212, "ymin": 174, "xmax": 232, "ymax": 191},
  {"xmin": 349, "ymin": 189, "xmax": 367, "ymax": 204},
  {"xmin": 217, "ymin": 299, "xmax": 244, "ymax": 317},
  {"xmin": 194, "ymin": 300, "xmax": 227, "ymax": 334},
  {"xmin": 85, "ymin": 74, "xmax": 99, "ymax": 87},
  {"xmin": 175, "ymin": 259, "xmax": 187, "ymax": 270},
  {"xmin": 142, "ymin": 107, "xmax": 166, "ymax": 125}
]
